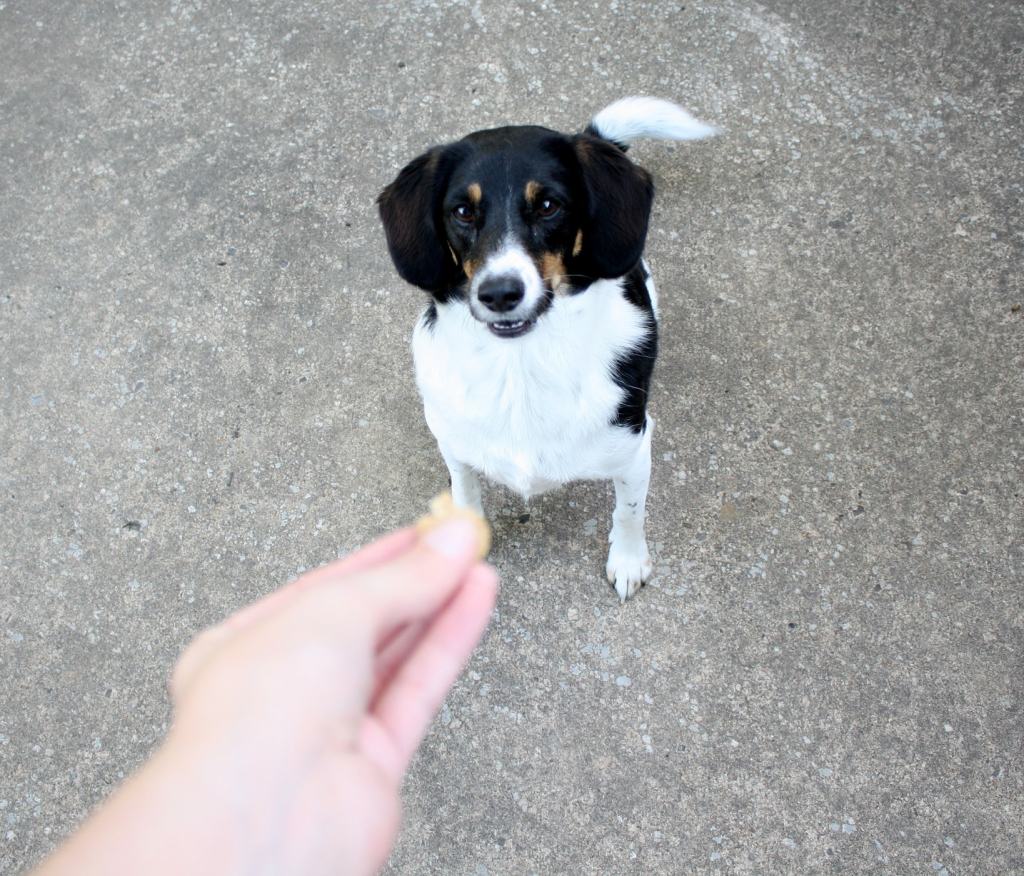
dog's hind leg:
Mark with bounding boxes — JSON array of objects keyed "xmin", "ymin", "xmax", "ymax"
[
  {"xmin": 439, "ymin": 444, "xmax": 484, "ymax": 516},
  {"xmin": 606, "ymin": 417, "xmax": 654, "ymax": 602}
]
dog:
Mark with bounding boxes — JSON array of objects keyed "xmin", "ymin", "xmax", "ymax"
[{"xmin": 378, "ymin": 97, "xmax": 716, "ymax": 600}]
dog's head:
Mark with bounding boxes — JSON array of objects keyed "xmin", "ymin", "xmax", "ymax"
[{"xmin": 377, "ymin": 125, "xmax": 654, "ymax": 338}]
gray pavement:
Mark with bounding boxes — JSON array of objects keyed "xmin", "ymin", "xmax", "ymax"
[{"xmin": 2, "ymin": 0, "xmax": 1022, "ymax": 872}]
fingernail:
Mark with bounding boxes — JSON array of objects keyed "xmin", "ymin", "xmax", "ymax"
[{"xmin": 422, "ymin": 518, "xmax": 478, "ymax": 558}]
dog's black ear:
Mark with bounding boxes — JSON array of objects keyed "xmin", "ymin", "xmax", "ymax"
[
  {"xmin": 572, "ymin": 134, "xmax": 654, "ymax": 279},
  {"xmin": 377, "ymin": 146, "xmax": 460, "ymax": 293}
]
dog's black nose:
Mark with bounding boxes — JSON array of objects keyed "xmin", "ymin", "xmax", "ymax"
[{"xmin": 477, "ymin": 276, "xmax": 525, "ymax": 313}]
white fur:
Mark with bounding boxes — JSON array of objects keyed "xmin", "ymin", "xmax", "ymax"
[
  {"xmin": 390, "ymin": 97, "xmax": 717, "ymax": 600},
  {"xmin": 646, "ymin": 268, "xmax": 660, "ymax": 320},
  {"xmin": 414, "ymin": 278, "xmax": 649, "ymax": 497},
  {"xmin": 607, "ymin": 418, "xmax": 654, "ymax": 600},
  {"xmin": 413, "ymin": 273, "xmax": 657, "ymax": 601},
  {"xmin": 590, "ymin": 96, "xmax": 718, "ymax": 145},
  {"xmin": 468, "ymin": 238, "xmax": 545, "ymax": 323}
]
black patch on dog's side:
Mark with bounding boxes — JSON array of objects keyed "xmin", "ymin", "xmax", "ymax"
[{"xmin": 611, "ymin": 263, "xmax": 658, "ymax": 433}]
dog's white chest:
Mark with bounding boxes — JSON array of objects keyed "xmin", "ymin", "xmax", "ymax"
[{"xmin": 412, "ymin": 279, "xmax": 650, "ymax": 497}]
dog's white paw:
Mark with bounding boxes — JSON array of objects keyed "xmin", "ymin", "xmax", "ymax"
[{"xmin": 606, "ymin": 534, "xmax": 652, "ymax": 602}]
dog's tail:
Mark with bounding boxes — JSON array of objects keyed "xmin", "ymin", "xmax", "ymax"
[{"xmin": 584, "ymin": 96, "xmax": 718, "ymax": 151}]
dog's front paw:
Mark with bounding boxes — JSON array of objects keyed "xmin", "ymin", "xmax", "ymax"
[{"xmin": 606, "ymin": 534, "xmax": 652, "ymax": 602}]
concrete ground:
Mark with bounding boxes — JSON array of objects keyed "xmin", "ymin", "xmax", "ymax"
[{"xmin": 2, "ymin": 0, "xmax": 1021, "ymax": 872}]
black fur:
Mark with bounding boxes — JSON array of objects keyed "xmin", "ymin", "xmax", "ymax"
[
  {"xmin": 379, "ymin": 121, "xmax": 660, "ymax": 433},
  {"xmin": 611, "ymin": 263, "xmax": 658, "ymax": 433},
  {"xmin": 378, "ymin": 126, "xmax": 655, "ymax": 299},
  {"xmin": 583, "ymin": 121, "xmax": 629, "ymax": 152},
  {"xmin": 570, "ymin": 134, "xmax": 654, "ymax": 281},
  {"xmin": 376, "ymin": 143, "xmax": 471, "ymax": 299}
]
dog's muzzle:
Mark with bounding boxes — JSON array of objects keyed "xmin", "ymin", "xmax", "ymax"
[
  {"xmin": 469, "ymin": 243, "xmax": 546, "ymax": 338},
  {"xmin": 475, "ymin": 275, "xmax": 536, "ymax": 337}
]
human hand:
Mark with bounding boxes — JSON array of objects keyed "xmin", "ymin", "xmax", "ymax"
[{"xmin": 35, "ymin": 519, "xmax": 498, "ymax": 876}]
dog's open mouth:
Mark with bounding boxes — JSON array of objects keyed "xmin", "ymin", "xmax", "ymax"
[{"xmin": 487, "ymin": 318, "xmax": 536, "ymax": 338}]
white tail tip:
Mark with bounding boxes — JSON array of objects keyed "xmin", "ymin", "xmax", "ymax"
[{"xmin": 589, "ymin": 96, "xmax": 719, "ymax": 147}]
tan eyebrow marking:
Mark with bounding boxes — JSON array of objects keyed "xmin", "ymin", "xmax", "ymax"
[
  {"xmin": 467, "ymin": 183, "xmax": 482, "ymax": 204},
  {"xmin": 525, "ymin": 180, "xmax": 541, "ymax": 203},
  {"xmin": 573, "ymin": 230, "xmax": 583, "ymax": 257}
]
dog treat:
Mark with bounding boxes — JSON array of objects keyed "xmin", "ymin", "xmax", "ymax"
[{"xmin": 415, "ymin": 492, "xmax": 491, "ymax": 559}]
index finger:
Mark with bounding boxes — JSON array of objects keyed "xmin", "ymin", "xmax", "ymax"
[
  {"xmin": 220, "ymin": 527, "xmax": 420, "ymax": 633},
  {"xmin": 298, "ymin": 518, "xmax": 488, "ymax": 642},
  {"xmin": 172, "ymin": 527, "xmax": 421, "ymax": 696}
]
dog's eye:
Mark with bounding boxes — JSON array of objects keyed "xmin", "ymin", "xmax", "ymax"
[
  {"xmin": 537, "ymin": 198, "xmax": 561, "ymax": 219},
  {"xmin": 452, "ymin": 204, "xmax": 475, "ymax": 224}
]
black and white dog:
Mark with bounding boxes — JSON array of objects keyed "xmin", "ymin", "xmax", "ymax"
[{"xmin": 378, "ymin": 97, "xmax": 715, "ymax": 600}]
